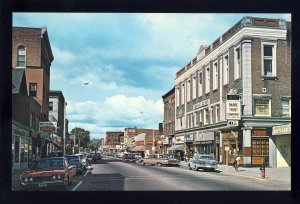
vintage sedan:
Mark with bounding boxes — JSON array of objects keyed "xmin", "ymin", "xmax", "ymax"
[
  {"xmin": 20, "ymin": 157, "xmax": 76, "ymax": 190},
  {"xmin": 67, "ymin": 155, "xmax": 85, "ymax": 174},
  {"xmin": 188, "ymin": 154, "xmax": 218, "ymax": 171}
]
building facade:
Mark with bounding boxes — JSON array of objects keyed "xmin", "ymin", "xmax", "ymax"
[
  {"xmin": 12, "ymin": 69, "xmax": 42, "ymax": 171},
  {"xmin": 12, "ymin": 26, "xmax": 55, "ymax": 158},
  {"xmin": 162, "ymin": 87, "xmax": 175, "ymax": 154},
  {"xmin": 174, "ymin": 17, "xmax": 291, "ymax": 167},
  {"xmin": 48, "ymin": 90, "xmax": 66, "ymax": 155}
]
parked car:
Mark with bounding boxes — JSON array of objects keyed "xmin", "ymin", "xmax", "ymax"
[
  {"xmin": 74, "ymin": 153, "xmax": 89, "ymax": 170},
  {"xmin": 123, "ymin": 153, "xmax": 138, "ymax": 163},
  {"xmin": 20, "ymin": 157, "xmax": 76, "ymax": 190},
  {"xmin": 67, "ymin": 155, "xmax": 85, "ymax": 174},
  {"xmin": 187, "ymin": 154, "xmax": 218, "ymax": 171}
]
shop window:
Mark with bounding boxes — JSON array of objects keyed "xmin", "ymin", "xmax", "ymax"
[
  {"xmin": 252, "ymin": 138, "xmax": 269, "ymax": 156},
  {"xmin": 17, "ymin": 45, "xmax": 26, "ymax": 67},
  {"xmin": 254, "ymin": 98, "xmax": 271, "ymax": 116},
  {"xmin": 14, "ymin": 136, "xmax": 20, "ymax": 163}
]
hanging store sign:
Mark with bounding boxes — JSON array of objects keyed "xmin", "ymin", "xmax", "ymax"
[
  {"xmin": 39, "ymin": 122, "xmax": 57, "ymax": 133},
  {"xmin": 226, "ymin": 99, "xmax": 241, "ymax": 120}
]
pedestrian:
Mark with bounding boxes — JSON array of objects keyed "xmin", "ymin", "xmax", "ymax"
[{"xmin": 233, "ymin": 149, "xmax": 239, "ymax": 171}]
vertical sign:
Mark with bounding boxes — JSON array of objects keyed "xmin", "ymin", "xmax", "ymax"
[{"xmin": 226, "ymin": 95, "xmax": 241, "ymax": 120}]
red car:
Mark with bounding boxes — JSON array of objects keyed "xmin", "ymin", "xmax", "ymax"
[{"xmin": 20, "ymin": 157, "xmax": 76, "ymax": 190}]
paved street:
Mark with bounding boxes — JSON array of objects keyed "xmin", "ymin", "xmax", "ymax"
[{"xmin": 12, "ymin": 155, "xmax": 290, "ymax": 191}]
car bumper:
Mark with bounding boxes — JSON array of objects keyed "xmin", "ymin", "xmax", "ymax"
[{"xmin": 21, "ymin": 180, "xmax": 68, "ymax": 190}]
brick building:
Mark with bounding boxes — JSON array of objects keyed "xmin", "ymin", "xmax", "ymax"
[
  {"xmin": 12, "ymin": 26, "xmax": 54, "ymax": 158},
  {"xmin": 174, "ymin": 17, "xmax": 291, "ymax": 167},
  {"xmin": 12, "ymin": 69, "xmax": 42, "ymax": 171},
  {"xmin": 162, "ymin": 87, "xmax": 175, "ymax": 154}
]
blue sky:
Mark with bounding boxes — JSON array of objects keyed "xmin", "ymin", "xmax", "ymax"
[{"xmin": 13, "ymin": 13, "xmax": 291, "ymax": 139}]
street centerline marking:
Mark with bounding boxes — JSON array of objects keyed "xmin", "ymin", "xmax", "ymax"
[{"xmin": 72, "ymin": 180, "xmax": 83, "ymax": 191}]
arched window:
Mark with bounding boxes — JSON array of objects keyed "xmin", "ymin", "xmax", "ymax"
[{"xmin": 17, "ymin": 45, "xmax": 26, "ymax": 67}]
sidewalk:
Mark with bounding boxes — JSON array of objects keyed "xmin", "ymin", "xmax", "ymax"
[{"xmin": 179, "ymin": 161, "xmax": 291, "ymax": 183}]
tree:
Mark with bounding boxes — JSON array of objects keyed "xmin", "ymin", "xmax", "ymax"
[{"xmin": 70, "ymin": 127, "xmax": 91, "ymax": 149}]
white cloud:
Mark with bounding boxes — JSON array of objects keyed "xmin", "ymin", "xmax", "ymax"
[{"xmin": 66, "ymin": 94, "xmax": 163, "ymax": 137}]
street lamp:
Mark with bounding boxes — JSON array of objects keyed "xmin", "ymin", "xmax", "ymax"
[{"xmin": 63, "ymin": 81, "xmax": 89, "ymax": 156}]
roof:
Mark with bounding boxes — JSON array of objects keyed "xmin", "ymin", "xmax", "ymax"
[{"xmin": 12, "ymin": 69, "xmax": 26, "ymax": 95}]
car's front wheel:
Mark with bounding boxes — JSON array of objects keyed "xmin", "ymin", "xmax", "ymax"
[
  {"xmin": 157, "ymin": 163, "xmax": 162, "ymax": 167},
  {"xmin": 141, "ymin": 161, "xmax": 145, "ymax": 166}
]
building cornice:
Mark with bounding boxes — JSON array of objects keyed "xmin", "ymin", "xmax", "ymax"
[{"xmin": 175, "ymin": 27, "xmax": 287, "ymax": 84}]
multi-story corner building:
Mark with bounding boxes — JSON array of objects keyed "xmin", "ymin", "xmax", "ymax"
[
  {"xmin": 162, "ymin": 87, "xmax": 175, "ymax": 154},
  {"xmin": 174, "ymin": 17, "xmax": 291, "ymax": 167},
  {"xmin": 12, "ymin": 26, "xmax": 54, "ymax": 158},
  {"xmin": 48, "ymin": 90, "xmax": 66, "ymax": 155}
]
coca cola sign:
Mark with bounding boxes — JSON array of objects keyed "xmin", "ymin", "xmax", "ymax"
[{"xmin": 39, "ymin": 122, "xmax": 57, "ymax": 133}]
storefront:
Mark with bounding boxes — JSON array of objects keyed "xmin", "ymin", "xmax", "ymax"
[
  {"xmin": 271, "ymin": 124, "xmax": 291, "ymax": 168},
  {"xmin": 221, "ymin": 130, "xmax": 240, "ymax": 165},
  {"xmin": 193, "ymin": 131, "xmax": 215, "ymax": 155},
  {"xmin": 12, "ymin": 120, "xmax": 31, "ymax": 171},
  {"xmin": 169, "ymin": 135, "xmax": 185, "ymax": 160},
  {"xmin": 251, "ymin": 128, "xmax": 270, "ymax": 166}
]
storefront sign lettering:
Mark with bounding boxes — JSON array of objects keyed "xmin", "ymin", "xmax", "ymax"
[
  {"xmin": 272, "ymin": 124, "xmax": 291, "ymax": 135},
  {"xmin": 226, "ymin": 100, "xmax": 241, "ymax": 120},
  {"xmin": 193, "ymin": 99, "xmax": 210, "ymax": 110}
]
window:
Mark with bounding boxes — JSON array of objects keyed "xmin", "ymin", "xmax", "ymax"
[
  {"xmin": 49, "ymin": 102, "xmax": 53, "ymax": 111},
  {"xmin": 29, "ymin": 83, "xmax": 37, "ymax": 98},
  {"xmin": 210, "ymin": 107, "xmax": 214, "ymax": 124},
  {"xmin": 17, "ymin": 45, "xmax": 26, "ymax": 67},
  {"xmin": 215, "ymin": 105, "xmax": 219, "ymax": 123},
  {"xmin": 181, "ymin": 83, "xmax": 185, "ymax": 105},
  {"xmin": 234, "ymin": 46, "xmax": 241, "ymax": 80},
  {"xmin": 254, "ymin": 98, "xmax": 271, "ymax": 116},
  {"xmin": 205, "ymin": 66, "xmax": 210, "ymax": 94},
  {"xmin": 198, "ymin": 71, "xmax": 203, "ymax": 97},
  {"xmin": 262, "ymin": 42, "xmax": 277, "ymax": 77},
  {"xmin": 204, "ymin": 108, "xmax": 209, "ymax": 125},
  {"xmin": 213, "ymin": 61, "xmax": 218, "ymax": 90},
  {"xmin": 223, "ymin": 54, "xmax": 229, "ymax": 85},
  {"xmin": 187, "ymin": 79, "xmax": 191, "ymax": 102},
  {"xmin": 281, "ymin": 98, "xmax": 291, "ymax": 117},
  {"xmin": 192, "ymin": 75, "xmax": 196, "ymax": 99},
  {"xmin": 176, "ymin": 87, "xmax": 180, "ymax": 107},
  {"xmin": 252, "ymin": 138, "xmax": 269, "ymax": 156}
]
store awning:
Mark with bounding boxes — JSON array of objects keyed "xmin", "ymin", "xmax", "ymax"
[
  {"xmin": 168, "ymin": 144, "xmax": 185, "ymax": 151},
  {"xmin": 130, "ymin": 146, "xmax": 145, "ymax": 152}
]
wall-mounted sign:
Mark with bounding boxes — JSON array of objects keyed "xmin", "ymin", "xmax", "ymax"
[
  {"xmin": 39, "ymin": 122, "xmax": 57, "ymax": 133},
  {"xmin": 226, "ymin": 100, "xmax": 241, "ymax": 120},
  {"xmin": 272, "ymin": 124, "xmax": 291, "ymax": 135},
  {"xmin": 193, "ymin": 99, "xmax": 210, "ymax": 110}
]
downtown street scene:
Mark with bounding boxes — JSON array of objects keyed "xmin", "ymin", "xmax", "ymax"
[{"xmin": 10, "ymin": 13, "xmax": 291, "ymax": 192}]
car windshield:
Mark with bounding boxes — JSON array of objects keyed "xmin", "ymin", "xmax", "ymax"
[
  {"xmin": 67, "ymin": 156, "xmax": 80, "ymax": 162},
  {"xmin": 36, "ymin": 159, "xmax": 64, "ymax": 169},
  {"xmin": 199, "ymin": 156, "xmax": 215, "ymax": 160}
]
